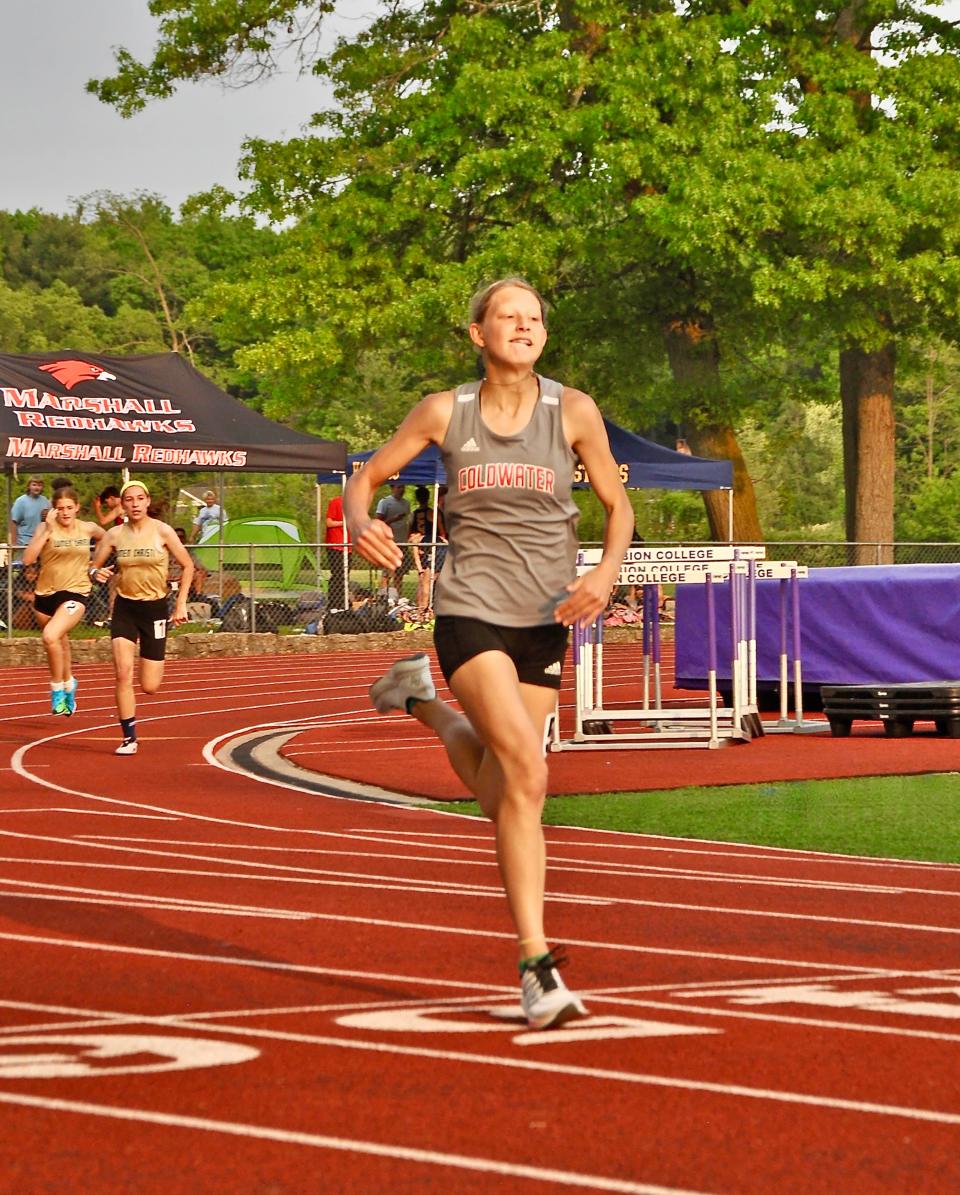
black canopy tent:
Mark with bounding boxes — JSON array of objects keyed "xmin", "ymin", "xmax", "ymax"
[
  {"xmin": 0, "ymin": 351, "xmax": 346, "ymax": 474},
  {"xmin": 2, "ymin": 350, "xmax": 346, "ymax": 636}
]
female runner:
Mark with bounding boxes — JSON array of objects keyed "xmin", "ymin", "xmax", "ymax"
[
  {"xmin": 88, "ymin": 480, "xmax": 193, "ymax": 755},
  {"xmin": 345, "ymin": 278, "xmax": 633, "ymax": 1029},
  {"xmin": 21, "ymin": 487, "xmax": 104, "ymax": 715}
]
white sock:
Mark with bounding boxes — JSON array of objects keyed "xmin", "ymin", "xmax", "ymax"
[
  {"xmin": 51, "ymin": 682, "xmax": 64, "ymax": 692},
  {"xmin": 65, "ymin": 677, "xmax": 76, "ymax": 692}
]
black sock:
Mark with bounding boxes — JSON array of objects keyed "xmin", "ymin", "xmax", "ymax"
[{"xmin": 120, "ymin": 717, "xmax": 136, "ymax": 741}]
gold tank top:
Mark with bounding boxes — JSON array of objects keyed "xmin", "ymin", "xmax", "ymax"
[
  {"xmin": 115, "ymin": 522, "xmax": 169, "ymax": 602},
  {"xmin": 36, "ymin": 526, "xmax": 94, "ymax": 596}
]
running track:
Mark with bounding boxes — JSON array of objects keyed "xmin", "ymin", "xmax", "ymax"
[{"xmin": 1, "ymin": 650, "xmax": 959, "ymax": 1193}]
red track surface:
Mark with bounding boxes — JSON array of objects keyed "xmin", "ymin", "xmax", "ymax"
[
  {"xmin": 2, "ymin": 649, "xmax": 959, "ymax": 1193},
  {"xmin": 283, "ymin": 643, "xmax": 960, "ymax": 800}
]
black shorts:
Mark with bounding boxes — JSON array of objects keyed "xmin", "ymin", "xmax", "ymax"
[
  {"xmin": 111, "ymin": 594, "xmax": 169, "ymax": 662},
  {"xmin": 33, "ymin": 590, "xmax": 88, "ymax": 618},
  {"xmin": 433, "ymin": 615, "xmax": 568, "ymax": 689}
]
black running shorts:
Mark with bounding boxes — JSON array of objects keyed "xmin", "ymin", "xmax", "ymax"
[
  {"xmin": 33, "ymin": 590, "xmax": 88, "ymax": 618},
  {"xmin": 111, "ymin": 594, "xmax": 169, "ymax": 661},
  {"xmin": 433, "ymin": 615, "xmax": 568, "ymax": 689}
]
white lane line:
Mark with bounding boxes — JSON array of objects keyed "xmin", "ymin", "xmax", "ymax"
[
  {"xmin": 0, "ymin": 863, "xmax": 550, "ymax": 905},
  {"xmin": 0, "ymin": 810, "xmax": 179, "ymax": 821},
  {"xmin": 541, "ymin": 825, "xmax": 960, "ymax": 871},
  {"xmin": 0, "ymin": 931, "xmax": 517, "ymax": 995},
  {"xmin": 0, "ymin": 890, "xmax": 308, "ymax": 920},
  {"xmin": 67, "ymin": 836, "xmax": 960, "ymax": 900},
  {"xmin": 0, "ymin": 846, "xmax": 609, "ymax": 907},
  {"xmin": 12, "ymin": 841, "xmax": 960, "ymax": 931},
  {"xmin": 570, "ymin": 994, "xmax": 960, "ymax": 1046},
  {"xmin": 0, "ymin": 1092, "xmax": 706, "ymax": 1195},
  {"xmin": 348, "ymin": 827, "xmax": 960, "ymax": 875},
  {"xmin": 1, "ymin": 841, "xmax": 951, "ymax": 932},
  {"xmin": 0, "ymin": 877, "xmax": 312, "ymax": 919},
  {"xmin": 8, "ymin": 718, "xmax": 410, "ymax": 832},
  {"xmin": 4, "ymin": 828, "xmax": 958, "ymax": 931},
  {"xmin": 0, "ymin": 914, "xmax": 904, "ymax": 974}
]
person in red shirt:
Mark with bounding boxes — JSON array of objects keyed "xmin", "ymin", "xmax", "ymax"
[{"xmin": 324, "ymin": 493, "xmax": 352, "ymax": 611}]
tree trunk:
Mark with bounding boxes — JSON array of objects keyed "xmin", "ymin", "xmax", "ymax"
[
  {"xmin": 663, "ymin": 315, "xmax": 763, "ymax": 543},
  {"xmin": 839, "ymin": 348, "xmax": 859, "ymax": 549},
  {"xmin": 838, "ymin": 344, "xmax": 896, "ymax": 565}
]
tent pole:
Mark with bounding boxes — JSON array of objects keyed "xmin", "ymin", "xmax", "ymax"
[
  {"xmin": 727, "ymin": 488, "xmax": 734, "ymax": 543},
  {"xmin": 4, "ymin": 473, "xmax": 12, "ymax": 641},
  {"xmin": 340, "ymin": 473, "xmax": 348, "ymax": 609},
  {"xmin": 428, "ymin": 479, "xmax": 439, "ymax": 612},
  {"xmin": 320, "ymin": 482, "xmax": 327, "ymax": 595},
  {"xmin": 217, "ymin": 472, "xmax": 226, "ymax": 604}
]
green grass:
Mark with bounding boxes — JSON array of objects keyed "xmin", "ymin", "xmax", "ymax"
[{"xmin": 434, "ymin": 773, "xmax": 960, "ymax": 863}]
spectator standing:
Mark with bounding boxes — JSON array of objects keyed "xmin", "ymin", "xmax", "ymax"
[
  {"xmin": 9, "ymin": 477, "xmax": 50, "ymax": 547},
  {"xmin": 408, "ymin": 485, "xmax": 447, "ymax": 612},
  {"xmin": 374, "ymin": 482, "xmax": 410, "ymax": 602},
  {"xmin": 95, "ymin": 486, "xmax": 124, "ymax": 528},
  {"xmin": 324, "ymin": 493, "xmax": 352, "ymax": 611},
  {"xmin": 190, "ymin": 490, "xmax": 226, "ymax": 543}
]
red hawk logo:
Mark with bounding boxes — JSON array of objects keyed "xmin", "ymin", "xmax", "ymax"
[{"xmin": 38, "ymin": 359, "xmax": 117, "ymax": 390}]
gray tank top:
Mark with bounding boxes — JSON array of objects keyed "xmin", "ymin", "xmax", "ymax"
[{"xmin": 434, "ymin": 374, "xmax": 579, "ymax": 626}]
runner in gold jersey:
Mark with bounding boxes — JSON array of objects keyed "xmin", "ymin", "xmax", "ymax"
[
  {"xmin": 21, "ymin": 487, "xmax": 104, "ymax": 715},
  {"xmin": 89, "ymin": 480, "xmax": 193, "ymax": 755}
]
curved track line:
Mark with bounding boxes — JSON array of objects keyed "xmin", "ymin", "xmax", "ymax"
[{"xmin": 207, "ymin": 727, "xmax": 430, "ymax": 806}]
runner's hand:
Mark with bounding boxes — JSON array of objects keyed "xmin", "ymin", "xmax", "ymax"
[
  {"xmin": 555, "ymin": 567, "xmax": 616, "ymax": 628},
  {"xmin": 351, "ymin": 517, "xmax": 402, "ymax": 570}
]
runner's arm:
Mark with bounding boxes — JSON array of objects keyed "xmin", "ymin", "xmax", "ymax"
[
  {"xmin": 89, "ymin": 526, "xmax": 119, "ymax": 580},
  {"xmin": 556, "ymin": 390, "xmax": 634, "ymax": 628},
  {"xmin": 20, "ymin": 521, "xmax": 50, "ymax": 567},
  {"xmin": 344, "ymin": 391, "xmax": 452, "ymax": 570}
]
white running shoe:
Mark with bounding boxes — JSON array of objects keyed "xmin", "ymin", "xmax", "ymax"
[
  {"xmin": 115, "ymin": 738, "xmax": 139, "ymax": 755},
  {"xmin": 520, "ymin": 950, "xmax": 588, "ymax": 1030},
  {"xmin": 369, "ymin": 653, "xmax": 436, "ymax": 714}
]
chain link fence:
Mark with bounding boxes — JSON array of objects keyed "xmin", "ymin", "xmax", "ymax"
[{"xmin": 4, "ymin": 538, "xmax": 960, "ymax": 638}]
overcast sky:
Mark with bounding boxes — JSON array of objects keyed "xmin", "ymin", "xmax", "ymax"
[
  {"xmin": 0, "ymin": 0, "xmax": 363, "ymax": 216},
  {"xmin": 3, "ymin": 2, "xmax": 958, "ymax": 218}
]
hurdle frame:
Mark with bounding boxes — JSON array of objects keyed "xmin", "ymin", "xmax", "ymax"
[{"xmin": 551, "ymin": 544, "xmax": 767, "ymax": 752}]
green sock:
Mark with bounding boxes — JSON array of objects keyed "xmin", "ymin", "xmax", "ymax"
[{"xmin": 519, "ymin": 952, "xmax": 551, "ymax": 974}]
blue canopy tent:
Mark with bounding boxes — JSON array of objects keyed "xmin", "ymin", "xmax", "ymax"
[
  {"xmin": 317, "ymin": 422, "xmax": 730, "ymax": 491},
  {"xmin": 592, "ymin": 419, "xmax": 733, "ymax": 492},
  {"xmin": 316, "ymin": 424, "xmax": 734, "ymax": 601},
  {"xmin": 316, "ymin": 443, "xmax": 445, "ymax": 486}
]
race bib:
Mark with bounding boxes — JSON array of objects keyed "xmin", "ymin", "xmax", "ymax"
[{"xmin": 154, "ymin": 619, "xmax": 167, "ymax": 640}]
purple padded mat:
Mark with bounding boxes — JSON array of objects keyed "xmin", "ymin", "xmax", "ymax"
[{"xmin": 675, "ymin": 563, "xmax": 960, "ymax": 687}]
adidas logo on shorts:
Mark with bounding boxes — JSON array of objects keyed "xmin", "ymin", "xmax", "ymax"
[
  {"xmin": 460, "ymin": 437, "xmax": 480, "ymax": 452},
  {"xmin": 543, "ymin": 660, "xmax": 562, "ymax": 676}
]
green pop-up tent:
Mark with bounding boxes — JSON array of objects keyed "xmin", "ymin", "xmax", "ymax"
[{"xmin": 192, "ymin": 517, "xmax": 316, "ymax": 589}]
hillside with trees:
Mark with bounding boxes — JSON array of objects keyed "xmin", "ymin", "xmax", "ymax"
[{"xmin": 3, "ymin": 0, "xmax": 960, "ymax": 546}]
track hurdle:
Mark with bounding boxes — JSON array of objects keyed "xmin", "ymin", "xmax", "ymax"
[
  {"xmin": 756, "ymin": 563, "xmax": 826, "ymax": 734},
  {"xmin": 552, "ymin": 544, "xmax": 765, "ymax": 752}
]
